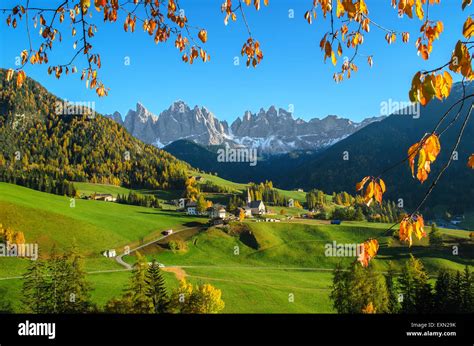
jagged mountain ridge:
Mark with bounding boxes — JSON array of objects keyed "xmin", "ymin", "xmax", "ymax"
[{"xmin": 106, "ymin": 101, "xmax": 384, "ymax": 155}]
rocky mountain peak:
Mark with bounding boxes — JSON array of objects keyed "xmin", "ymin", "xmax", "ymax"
[
  {"xmin": 169, "ymin": 100, "xmax": 190, "ymax": 113},
  {"xmin": 108, "ymin": 111, "xmax": 124, "ymax": 126},
  {"xmin": 107, "ymin": 101, "xmax": 384, "ymax": 155}
]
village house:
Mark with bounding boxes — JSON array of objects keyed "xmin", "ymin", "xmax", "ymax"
[
  {"xmin": 92, "ymin": 193, "xmax": 116, "ymax": 202},
  {"xmin": 240, "ymin": 206, "xmax": 252, "ymax": 217},
  {"xmin": 208, "ymin": 205, "xmax": 227, "ymax": 219},
  {"xmin": 249, "ymin": 200, "xmax": 266, "ymax": 215},
  {"xmin": 246, "ymin": 189, "xmax": 266, "ymax": 216}
]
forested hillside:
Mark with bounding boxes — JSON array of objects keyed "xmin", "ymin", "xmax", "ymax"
[
  {"xmin": 164, "ymin": 139, "xmax": 319, "ymax": 184},
  {"xmin": 285, "ymin": 83, "xmax": 474, "ymax": 215},
  {"xmin": 0, "ymin": 69, "xmax": 189, "ymax": 190}
]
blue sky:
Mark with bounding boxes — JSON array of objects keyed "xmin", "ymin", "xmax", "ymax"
[{"xmin": 0, "ymin": 0, "xmax": 467, "ymax": 122}]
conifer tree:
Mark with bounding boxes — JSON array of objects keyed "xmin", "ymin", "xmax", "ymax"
[
  {"xmin": 145, "ymin": 260, "xmax": 170, "ymax": 314},
  {"xmin": 448, "ymin": 271, "xmax": 463, "ymax": 313},
  {"xmin": 433, "ymin": 270, "xmax": 451, "ymax": 313},
  {"xmin": 384, "ymin": 261, "xmax": 400, "ymax": 313},
  {"xmin": 62, "ymin": 246, "xmax": 94, "ymax": 313},
  {"xmin": 429, "ymin": 223, "xmax": 443, "ymax": 248},
  {"xmin": 461, "ymin": 266, "xmax": 473, "ymax": 313},
  {"xmin": 125, "ymin": 252, "xmax": 153, "ymax": 313},
  {"xmin": 399, "ymin": 255, "xmax": 433, "ymax": 313}
]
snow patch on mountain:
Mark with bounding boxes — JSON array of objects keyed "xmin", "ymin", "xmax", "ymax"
[{"xmin": 106, "ymin": 102, "xmax": 384, "ymax": 155}]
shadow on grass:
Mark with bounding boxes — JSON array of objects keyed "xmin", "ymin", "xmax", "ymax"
[{"xmin": 379, "ymin": 245, "xmax": 474, "ymax": 266}]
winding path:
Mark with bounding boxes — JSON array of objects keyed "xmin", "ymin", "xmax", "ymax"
[{"xmin": 114, "ymin": 226, "xmax": 200, "ymax": 270}]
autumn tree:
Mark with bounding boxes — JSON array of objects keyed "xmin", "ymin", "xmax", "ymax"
[
  {"xmin": 239, "ymin": 208, "xmax": 245, "ymax": 222},
  {"xmin": 196, "ymin": 194, "xmax": 208, "ymax": 214},
  {"xmin": 184, "ymin": 176, "xmax": 199, "ymax": 201},
  {"xmin": 13, "ymin": 231, "xmax": 25, "ymax": 244},
  {"xmin": 169, "ymin": 279, "xmax": 225, "ymax": 314},
  {"xmin": 3, "ymin": 227, "xmax": 14, "ymax": 243},
  {"xmin": 330, "ymin": 261, "xmax": 389, "ymax": 313},
  {"xmin": 190, "ymin": 283, "xmax": 226, "ymax": 313}
]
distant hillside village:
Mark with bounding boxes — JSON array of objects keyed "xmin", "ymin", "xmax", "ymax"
[
  {"xmin": 77, "ymin": 176, "xmax": 469, "ymax": 231},
  {"xmin": 173, "ymin": 189, "xmax": 269, "ymax": 226}
]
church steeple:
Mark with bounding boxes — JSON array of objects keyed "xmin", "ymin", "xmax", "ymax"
[{"xmin": 246, "ymin": 188, "xmax": 252, "ymax": 205}]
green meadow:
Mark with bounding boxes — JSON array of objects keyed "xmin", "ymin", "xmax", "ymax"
[{"xmin": 0, "ymin": 183, "xmax": 472, "ymax": 313}]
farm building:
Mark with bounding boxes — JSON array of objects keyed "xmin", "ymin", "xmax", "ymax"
[{"xmin": 92, "ymin": 193, "xmax": 116, "ymax": 202}]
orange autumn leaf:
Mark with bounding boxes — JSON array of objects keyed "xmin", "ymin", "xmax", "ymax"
[
  {"xmin": 467, "ymin": 154, "xmax": 474, "ymax": 168},
  {"xmin": 198, "ymin": 29, "xmax": 207, "ymax": 43},
  {"xmin": 449, "ymin": 41, "xmax": 473, "ymax": 80},
  {"xmin": 379, "ymin": 178, "xmax": 386, "ymax": 193},
  {"xmin": 409, "ymin": 70, "xmax": 453, "ymax": 105},
  {"xmin": 304, "ymin": 10, "xmax": 312, "ymax": 24},
  {"xmin": 463, "ymin": 17, "xmax": 474, "ymax": 39},
  {"xmin": 365, "ymin": 181, "xmax": 375, "ymax": 206},
  {"xmin": 374, "ymin": 182, "xmax": 383, "ymax": 204},
  {"xmin": 408, "ymin": 133, "xmax": 441, "ymax": 183},
  {"xmin": 424, "ymin": 133, "xmax": 441, "ymax": 160},
  {"xmin": 356, "ymin": 177, "xmax": 386, "ymax": 206},
  {"xmin": 356, "ymin": 176, "xmax": 370, "ymax": 191},
  {"xmin": 399, "ymin": 214, "xmax": 426, "ymax": 247},
  {"xmin": 357, "ymin": 239, "xmax": 379, "ymax": 267}
]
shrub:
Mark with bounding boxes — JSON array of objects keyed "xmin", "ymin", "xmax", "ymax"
[{"xmin": 168, "ymin": 240, "xmax": 187, "ymax": 252}]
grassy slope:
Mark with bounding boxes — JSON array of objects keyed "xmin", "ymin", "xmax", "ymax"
[
  {"xmin": 123, "ymin": 220, "xmax": 473, "ymax": 312},
  {"xmin": 0, "ymin": 182, "xmax": 204, "ymax": 257},
  {"xmin": 193, "ymin": 172, "xmax": 308, "ymax": 202},
  {"xmin": 74, "ymin": 182, "xmax": 134, "ymax": 198},
  {"xmin": 0, "ymin": 183, "xmax": 203, "ymax": 312},
  {"xmin": 1, "ymin": 183, "xmax": 472, "ymax": 313},
  {"xmin": 135, "ymin": 221, "xmax": 472, "ymax": 270},
  {"xmin": 73, "ymin": 182, "xmax": 182, "ymax": 210}
]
